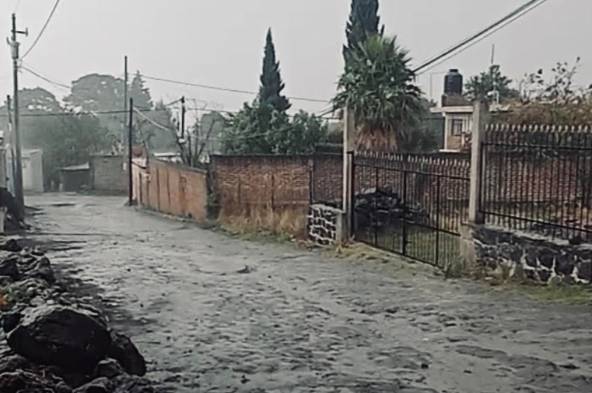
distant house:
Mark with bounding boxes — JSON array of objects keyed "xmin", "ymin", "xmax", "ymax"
[
  {"xmin": 22, "ymin": 149, "xmax": 44, "ymax": 193},
  {"xmin": 430, "ymin": 69, "xmax": 508, "ymax": 152},
  {"xmin": 59, "ymin": 163, "xmax": 90, "ymax": 192}
]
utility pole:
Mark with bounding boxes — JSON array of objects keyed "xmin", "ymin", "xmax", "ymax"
[
  {"xmin": 123, "ymin": 55, "xmax": 129, "ymax": 150},
  {"xmin": 180, "ymin": 96, "xmax": 187, "ymax": 163},
  {"xmin": 9, "ymin": 13, "xmax": 28, "ymax": 219},
  {"xmin": 128, "ymin": 98, "xmax": 134, "ymax": 206},
  {"xmin": 5, "ymin": 96, "xmax": 13, "ymax": 191},
  {"xmin": 180, "ymin": 96, "xmax": 186, "ymax": 139}
]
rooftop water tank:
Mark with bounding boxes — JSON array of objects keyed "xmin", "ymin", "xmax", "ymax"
[{"xmin": 444, "ymin": 69, "xmax": 463, "ymax": 96}]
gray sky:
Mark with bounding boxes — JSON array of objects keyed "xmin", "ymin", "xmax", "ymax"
[{"xmin": 1, "ymin": 0, "xmax": 591, "ymax": 114}]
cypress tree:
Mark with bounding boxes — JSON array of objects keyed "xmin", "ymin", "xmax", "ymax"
[
  {"xmin": 343, "ymin": 0, "xmax": 384, "ymax": 65},
  {"xmin": 259, "ymin": 28, "xmax": 291, "ymax": 112}
]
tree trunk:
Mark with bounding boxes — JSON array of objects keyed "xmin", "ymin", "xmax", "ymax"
[{"xmin": 355, "ymin": 126, "xmax": 399, "ymax": 153}]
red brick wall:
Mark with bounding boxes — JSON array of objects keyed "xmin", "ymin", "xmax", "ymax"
[
  {"xmin": 132, "ymin": 159, "xmax": 208, "ymax": 223},
  {"xmin": 211, "ymin": 155, "xmax": 312, "ymax": 237}
]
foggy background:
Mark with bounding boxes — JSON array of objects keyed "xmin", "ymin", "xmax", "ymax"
[{"xmin": 1, "ymin": 0, "xmax": 591, "ymax": 113}]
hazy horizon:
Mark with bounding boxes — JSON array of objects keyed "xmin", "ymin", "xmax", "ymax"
[{"xmin": 1, "ymin": 0, "xmax": 591, "ymax": 114}]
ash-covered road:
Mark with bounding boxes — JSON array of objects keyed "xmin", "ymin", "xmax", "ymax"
[{"xmin": 25, "ymin": 194, "xmax": 592, "ymax": 393}]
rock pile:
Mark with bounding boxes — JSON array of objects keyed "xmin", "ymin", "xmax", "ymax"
[{"xmin": 0, "ymin": 239, "xmax": 157, "ymax": 393}]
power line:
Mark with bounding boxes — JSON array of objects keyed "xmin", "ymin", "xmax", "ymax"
[
  {"xmin": 20, "ymin": 64, "xmax": 70, "ymax": 90},
  {"xmin": 0, "ymin": 108, "xmax": 166, "ymax": 118},
  {"xmin": 21, "ymin": 0, "xmax": 61, "ymax": 59},
  {"xmin": 141, "ymin": 74, "xmax": 330, "ymax": 104},
  {"xmin": 413, "ymin": 0, "xmax": 547, "ymax": 75}
]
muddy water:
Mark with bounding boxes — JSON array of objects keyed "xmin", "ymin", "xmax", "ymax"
[{"xmin": 25, "ymin": 194, "xmax": 592, "ymax": 392}]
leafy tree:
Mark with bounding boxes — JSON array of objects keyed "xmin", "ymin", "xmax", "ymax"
[
  {"xmin": 270, "ymin": 111, "xmax": 328, "ymax": 154},
  {"xmin": 25, "ymin": 114, "xmax": 111, "ymax": 190},
  {"xmin": 222, "ymin": 102, "xmax": 327, "ymax": 155},
  {"xmin": 193, "ymin": 111, "xmax": 227, "ymax": 161},
  {"xmin": 65, "ymin": 74, "xmax": 126, "ymax": 136},
  {"xmin": 505, "ymin": 59, "xmax": 592, "ymax": 124},
  {"xmin": 259, "ymin": 29, "xmax": 291, "ymax": 113},
  {"xmin": 343, "ymin": 0, "xmax": 384, "ymax": 65},
  {"xmin": 222, "ymin": 102, "xmax": 286, "ymax": 154},
  {"xmin": 334, "ymin": 35, "xmax": 423, "ymax": 152},
  {"xmin": 130, "ymin": 72, "xmax": 153, "ymax": 110},
  {"xmin": 135, "ymin": 101, "xmax": 177, "ymax": 151},
  {"xmin": 465, "ymin": 65, "xmax": 518, "ymax": 103}
]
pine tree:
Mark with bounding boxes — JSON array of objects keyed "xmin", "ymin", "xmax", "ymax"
[
  {"xmin": 343, "ymin": 0, "xmax": 384, "ymax": 66},
  {"xmin": 130, "ymin": 71, "xmax": 153, "ymax": 110},
  {"xmin": 259, "ymin": 29, "xmax": 291, "ymax": 112}
]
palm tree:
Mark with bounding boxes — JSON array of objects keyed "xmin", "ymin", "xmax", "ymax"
[{"xmin": 334, "ymin": 35, "xmax": 423, "ymax": 152}]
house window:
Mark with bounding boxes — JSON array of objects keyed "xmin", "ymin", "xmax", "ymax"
[{"xmin": 451, "ymin": 119, "xmax": 464, "ymax": 136}]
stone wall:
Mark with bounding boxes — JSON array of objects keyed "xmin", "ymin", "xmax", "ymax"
[
  {"xmin": 308, "ymin": 204, "xmax": 344, "ymax": 246},
  {"xmin": 463, "ymin": 225, "xmax": 592, "ymax": 284}
]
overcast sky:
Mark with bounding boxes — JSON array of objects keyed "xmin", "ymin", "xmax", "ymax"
[{"xmin": 1, "ymin": 0, "xmax": 591, "ymax": 114}]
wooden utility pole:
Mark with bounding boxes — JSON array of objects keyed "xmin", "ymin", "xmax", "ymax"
[
  {"xmin": 123, "ymin": 56, "xmax": 129, "ymax": 149},
  {"xmin": 5, "ymin": 96, "xmax": 13, "ymax": 190},
  {"xmin": 10, "ymin": 13, "xmax": 28, "ymax": 219},
  {"xmin": 128, "ymin": 98, "xmax": 134, "ymax": 206}
]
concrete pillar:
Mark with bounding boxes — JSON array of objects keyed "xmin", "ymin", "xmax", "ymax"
[
  {"xmin": 342, "ymin": 107, "xmax": 355, "ymax": 238},
  {"xmin": 468, "ymin": 101, "xmax": 489, "ymax": 224}
]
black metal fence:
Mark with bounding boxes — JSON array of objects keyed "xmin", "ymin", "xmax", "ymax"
[
  {"xmin": 353, "ymin": 152, "xmax": 470, "ymax": 268},
  {"xmin": 480, "ymin": 124, "xmax": 592, "ymax": 241}
]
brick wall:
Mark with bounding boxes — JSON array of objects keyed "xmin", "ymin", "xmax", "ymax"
[
  {"xmin": 211, "ymin": 155, "xmax": 313, "ymax": 237},
  {"xmin": 90, "ymin": 155, "xmax": 127, "ymax": 194},
  {"xmin": 132, "ymin": 159, "xmax": 208, "ymax": 223}
]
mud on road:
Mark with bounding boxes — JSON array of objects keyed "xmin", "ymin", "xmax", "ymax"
[{"xmin": 23, "ymin": 194, "xmax": 592, "ymax": 393}]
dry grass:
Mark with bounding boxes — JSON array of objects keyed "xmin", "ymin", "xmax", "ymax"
[{"xmin": 218, "ymin": 205, "xmax": 307, "ymax": 240}]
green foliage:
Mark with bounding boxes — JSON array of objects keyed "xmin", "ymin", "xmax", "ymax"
[
  {"xmin": 503, "ymin": 59, "xmax": 592, "ymax": 124},
  {"xmin": 136, "ymin": 101, "xmax": 177, "ymax": 152},
  {"xmin": 259, "ymin": 29, "xmax": 291, "ymax": 112},
  {"xmin": 465, "ymin": 65, "xmax": 518, "ymax": 103},
  {"xmin": 194, "ymin": 111, "xmax": 227, "ymax": 161},
  {"xmin": 221, "ymin": 29, "xmax": 326, "ymax": 155},
  {"xmin": 271, "ymin": 111, "xmax": 328, "ymax": 154},
  {"xmin": 221, "ymin": 102, "xmax": 286, "ymax": 154},
  {"xmin": 343, "ymin": 0, "xmax": 384, "ymax": 65},
  {"xmin": 130, "ymin": 72, "xmax": 153, "ymax": 110},
  {"xmin": 334, "ymin": 35, "xmax": 423, "ymax": 152},
  {"xmin": 222, "ymin": 102, "xmax": 327, "ymax": 155},
  {"xmin": 26, "ymin": 114, "xmax": 111, "ymax": 189},
  {"xmin": 65, "ymin": 73, "xmax": 126, "ymax": 136}
]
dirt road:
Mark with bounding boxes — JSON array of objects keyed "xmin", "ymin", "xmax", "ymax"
[{"xmin": 24, "ymin": 194, "xmax": 592, "ymax": 393}]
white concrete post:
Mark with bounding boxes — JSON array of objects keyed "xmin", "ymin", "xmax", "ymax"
[
  {"xmin": 343, "ymin": 107, "xmax": 355, "ymax": 238},
  {"xmin": 468, "ymin": 101, "xmax": 489, "ymax": 224}
]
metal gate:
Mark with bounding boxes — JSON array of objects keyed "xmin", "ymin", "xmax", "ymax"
[{"xmin": 352, "ymin": 153, "xmax": 470, "ymax": 269}]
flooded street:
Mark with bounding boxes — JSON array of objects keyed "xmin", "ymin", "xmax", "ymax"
[{"xmin": 25, "ymin": 194, "xmax": 592, "ymax": 393}]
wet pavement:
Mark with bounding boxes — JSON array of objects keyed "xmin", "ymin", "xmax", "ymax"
[{"xmin": 23, "ymin": 194, "xmax": 592, "ymax": 393}]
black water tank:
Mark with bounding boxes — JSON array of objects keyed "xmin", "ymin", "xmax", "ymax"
[{"xmin": 444, "ymin": 69, "xmax": 463, "ymax": 95}]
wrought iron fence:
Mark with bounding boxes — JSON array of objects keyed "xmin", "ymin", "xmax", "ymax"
[
  {"xmin": 353, "ymin": 152, "xmax": 470, "ymax": 268},
  {"xmin": 480, "ymin": 124, "xmax": 592, "ymax": 241}
]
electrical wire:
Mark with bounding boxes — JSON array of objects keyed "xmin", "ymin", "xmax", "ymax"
[
  {"xmin": 141, "ymin": 74, "xmax": 330, "ymax": 104},
  {"xmin": 0, "ymin": 108, "xmax": 167, "ymax": 118},
  {"xmin": 20, "ymin": 64, "xmax": 70, "ymax": 90},
  {"xmin": 133, "ymin": 107, "xmax": 177, "ymax": 133},
  {"xmin": 413, "ymin": 0, "xmax": 547, "ymax": 75},
  {"xmin": 21, "ymin": 0, "xmax": 61, "ymax": 59}
]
